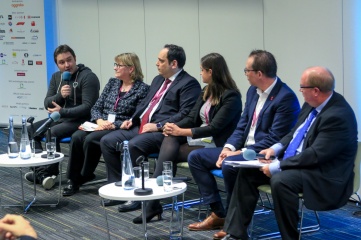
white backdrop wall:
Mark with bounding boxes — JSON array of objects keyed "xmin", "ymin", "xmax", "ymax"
[{"xmin": 55, "ymin": 0, "xmax": 361, "ymax": 198}]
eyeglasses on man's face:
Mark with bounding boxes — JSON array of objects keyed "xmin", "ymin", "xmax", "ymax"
[
  {"xmin": 114, "ymin": 63, "xmax": 129, "ymax": 68},
  {"xmin": 299, "ymin": 86, "xmax": 315, "ymax": 89},
  {"xmin": 243, "ymin": 68, "xmax": 257, "ymax": 74}
]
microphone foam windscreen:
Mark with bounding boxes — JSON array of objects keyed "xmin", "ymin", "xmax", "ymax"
[
  {"xmin": 50, "ymin": 112, "xmax": 61, "ymax": 122},
  {"xmin": 156, "ymin": 175, "xmax": 163, "ymax": 186},
  {"xmin": 62, "ymin": 71, "xmax": 71, "ymax": 81},
  {"xmin": 243, "ymin": 149, "xmax": 256, "ymax": 161}
]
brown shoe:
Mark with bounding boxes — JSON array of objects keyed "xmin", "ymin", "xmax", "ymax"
[
  {"xmin": 188, "ymin": 212, "xmax": 225, "ymax": 231},
  {"xmin": 213, "ymin": 229, "xmax": 227, "ymax": 239}
]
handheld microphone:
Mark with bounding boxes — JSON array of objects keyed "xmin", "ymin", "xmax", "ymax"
[
  {"xmin": 26, "ymin": 117, "xmax": 35, "ymax": 140},
  {"xmin": 156, "ymin": 176, "xmax": 192, "ymax": 186},
  {"xmin": 62, "ymin": 71, "xmax": 71, "ymax": 84},
  {"xmin": 243, "ymin": 149, "xmax": 275, "ymax": 161},
  {"xmin": 33, "ymin": 112, "xmax": 61, "ymax": 137},
  {"xmin": 136, "ymin": 155, "xmax": 145, "ymax": 165}
]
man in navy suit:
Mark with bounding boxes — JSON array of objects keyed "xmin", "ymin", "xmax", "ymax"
[
  {"xmin": 187, "ymin": 50, "xmax": 300, "ymax": 236},
  {"xmin": 100, "ymin": 44, "xmax": 201, "ymax": 211},
  {"xmin": 222, "ymin": 66, "xmax": 358, "ymax": 240}
]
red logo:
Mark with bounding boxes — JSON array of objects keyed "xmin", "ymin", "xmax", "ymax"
[
  {"xmin": 36, "ymin": 61, "xmax": 42, "ymax": 65},
  {"xmin": 17, "ymin": 72, "xmax": 25, "ymax": 76},
  {"xmin": 31, "ymin": 21, "xmax": 35, "ymax": 26},
  {"xmin": 16, "ymin": 22, "xmax": 25, "ymax": 25}
]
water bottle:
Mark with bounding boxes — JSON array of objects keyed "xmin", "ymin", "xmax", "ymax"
[
  {"xmin": 19, "ymin": 117, "xmax": 32, "ymax": 159},
  {"xmin": 7, "ymin": 116, "xmax": 19, "ymax": 158},
  {"xmin": 121, "ymin": 140, "xmax": 135, "ymax": 190}
]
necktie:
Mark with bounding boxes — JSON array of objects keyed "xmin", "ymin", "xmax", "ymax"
[
  {"xmin": 138, "ymin": 79, "xmax": 171, "ymax": 133},
  {"xmin": 283, "ymin": 109, "xmax": 318, "ymax": 160}
]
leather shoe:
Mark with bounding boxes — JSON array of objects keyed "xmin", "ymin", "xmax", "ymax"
[
  {"xmin": 62, "ymin": 180, "xmax": 79, "ymax": 197},
  {"xmin": 188, "ymin": 212, "xmax": 225, "ymax": 231},
  {"xmin": 133, "ymin": 204, "xmax": 163, "ymax": 224},
  {"xmin": 214, "ymin": 229, "xmax": 227, "ymax": 239},
  {"xmin": 102, "ymin": 199, "xmax": 126, "ymax": 207},
  {"xmin": 118, "ymin": 201, "xmax": 141, "ymax": 212}
]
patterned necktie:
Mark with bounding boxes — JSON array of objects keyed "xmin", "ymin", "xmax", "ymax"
[
  {"xmin": 283, "ymin": 109, "xmax": 318, "ymax": 160},
  {"xmin": 138, "ymin": 79, "xmax": 171, "ymax": 133}
]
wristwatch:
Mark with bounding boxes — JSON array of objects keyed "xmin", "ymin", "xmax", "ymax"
[{"xmin": 156, "ymin": 122, "xmax": 163, "ymax": 132}]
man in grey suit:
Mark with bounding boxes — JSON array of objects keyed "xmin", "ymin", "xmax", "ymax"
[
  {"xmin": 100, "ymin": 44, "xmax": 201, "ymax": 211},
  {"xmin": 222, "ymin": 66, "xmax": 358, "ymax": 240},
  {"xmin": 187, "ymin": 50, "xmax": 300, "ymax": 236}
]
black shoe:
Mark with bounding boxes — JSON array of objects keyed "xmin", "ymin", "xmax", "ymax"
[
  {"xmin": 221, "ymin": 234, "xmax": 242, "ymax": 240},
  {"xmin": 102, "ymin": 199, "xmax": 126, "ymax": 207},
  {"xmin": 62, "ymin": 180, "xmax": 79, "ymax": 197},
  {"xmin": 132, "ymin": 206, "xmax": 163, "ymax": 224},
  {"xmin": 24, "ymin": 172, "xmax": 40, "ymax": 184},
  {"xmin": 118, "ymin": 201, "xmax": 141, "ymax": 212}
]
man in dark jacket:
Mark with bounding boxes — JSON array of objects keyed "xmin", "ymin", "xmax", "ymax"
[{"xmin": 24, "ymin": 44, "xmax": 100, "ymax": 189}]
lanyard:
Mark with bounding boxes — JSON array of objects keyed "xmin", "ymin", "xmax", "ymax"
[
  {"xmin": 113, "ymin": 85, "xmax": 130, "ymax": 111},
  {"xmin": 204, "ymin": 99, "xmax": 212, "ymax": 125}
]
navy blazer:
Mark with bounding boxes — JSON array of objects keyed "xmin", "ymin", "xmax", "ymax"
[
  {"xmin": 279, "ymin": 92, "xmax": 358, "ymax": 211},
  {"xmin": 132, "ymin": 70, "xmax": 201, "ymax": 126},
  {"xmin": 176, "ymin": 88, "xmax": 242, "ymax": 147},
  {"xmin": 226, "ymin": 78, "xmax": 300, "ymax": 151}
]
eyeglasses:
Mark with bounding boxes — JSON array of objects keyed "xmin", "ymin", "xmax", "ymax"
[
  {"xmin": 244, "ymin": 68, "xmax": 257, "ymax": 74},
  {"xmin": 299, "ymin": 86, "xmax": 315, "ymax": 89},
  {"xmin": 114, "ymin": 63, "xmax": 129, "ymax": 68}
]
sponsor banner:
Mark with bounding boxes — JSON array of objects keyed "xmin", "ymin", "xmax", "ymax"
[{"xmin": 0, "ymin": 0, "xmax": 48, "ymax": 126}]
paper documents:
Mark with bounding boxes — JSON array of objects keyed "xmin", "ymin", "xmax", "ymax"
[
  {"xmin": 225, "ymin": 160, "xmax": 269, "ymax": 168},
  {"xmin": 81, "ymin": 121, "xmax": 98, "ymax": 131}
]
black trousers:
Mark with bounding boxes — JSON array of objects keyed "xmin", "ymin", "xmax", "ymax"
[
  {"xmin": 28, "ymin": 118, "xmax": 82, "ymax": 177},
  {"xmin": 66, "ymin": 129, "xmax": 113, "ymax": 185}
]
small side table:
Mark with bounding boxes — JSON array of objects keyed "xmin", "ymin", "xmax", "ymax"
[
  {"xmin": 99, "ymin": 179, "xmax": 187, "ymax": 240},
  {"xmin": 0, "ymin": 152, "xmax": 64, "ymax": 212}
]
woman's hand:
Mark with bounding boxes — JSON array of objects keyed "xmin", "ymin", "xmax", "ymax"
[{"xmin": 163, "ymin": 123, "xmax": 183, "ymax": 136}]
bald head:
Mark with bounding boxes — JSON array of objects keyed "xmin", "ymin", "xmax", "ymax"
[
  {"xmin": 303, "ymin": 66, "xmax": 335, "ymax": 93},
  {"xmin": 300, "ymin": 66, "xmax": 335, "ymax": 107}
]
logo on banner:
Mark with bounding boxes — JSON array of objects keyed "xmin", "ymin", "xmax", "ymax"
[
  {"xmin": 8, "ymin": 22, "xmax": 12, "ymax": 26},
  {"xmin": 17, "ymin": 72, "xmax": 25, "ymax": 76},
  {"xmin": 0, "ymin": 53, "xmax": 6, "ymax": 57},
  {"xmin": 24, "ymin": 53, "xmax": 29, "ymax": 57},
  {"xmin": 0, "ymin": 29, "xmax": 5, "ymax": 33},
  {"xmin": 28, "ymin": 60, "xmax": 33, "ymax": 65},
  {"xmin": 31, "ymin": 21, "xmax": 35, "ymax": 26},
  {"xmin": 36, "ymin": 61, "xmax": 42, "ymax": 65},
  {"xmin": 30, "ymin": 29, "xmax": 39, "ymax": 33},
  {"xmin": 16, "ymin": 22, "xmax": 25, "ymax": 25},
  {"xmin": 8, "ymin": 15, "xmax": 12, "ymax": 20}
]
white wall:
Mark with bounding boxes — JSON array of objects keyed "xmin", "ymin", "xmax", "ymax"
[{"xmin": 55, "ymin": 0, "xmax": 361, "ymax": 197}]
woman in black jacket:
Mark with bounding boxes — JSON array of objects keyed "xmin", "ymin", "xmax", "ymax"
[{"xmin": 133, "ymin": 53, "xmax": 242, "ymax": 224}]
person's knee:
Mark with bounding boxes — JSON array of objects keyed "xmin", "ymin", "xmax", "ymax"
[
  {"xmin": 188, "ymin": 150, "xmax": 202, "ymax": 167},
  {"xmin": 100, "ymin": 134, "xmax": 115, "ymax": 151}
]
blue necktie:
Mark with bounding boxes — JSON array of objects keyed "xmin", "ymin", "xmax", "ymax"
[{"xmin": 283, "ymin": 109, "xmax": 318, "ymax": 160}]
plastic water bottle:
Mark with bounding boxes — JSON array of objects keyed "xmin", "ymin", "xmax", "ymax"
[
  {"xmin": 7, "ymin": 116, "xmax": 19, "ymax": 158},
  {"xmin": 169, "ymin": 196, "xmax": 182, "ymax": 239},
  {"xmin": 19, "ymin": 117, "xmax": 31, "ymax": 159},
  {"xmin": 121, "ymin": 140, "xmax": 135, "ymax": 190}
]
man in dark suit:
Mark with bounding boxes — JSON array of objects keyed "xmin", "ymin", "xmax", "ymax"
[
  {"xmin": 100, "ymin": 44, "xmax": 201, "ymax": 211},
  {"xmin": 187, "ymin": 50, "xmax": 300, "ymax": 236},
  {"xmin": 222, "ymin": 66, "xmax": 358, "ymax": 240}
]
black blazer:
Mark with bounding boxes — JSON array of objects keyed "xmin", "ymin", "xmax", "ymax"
[
  {"xmin": 279, "ymin": 92, "xmax": 358, "ymax": 211},
  {"xmin": 176, "ymin": 88, "xmax": 242, "ymax": 147},
  {"xmin": 132, "ymin": 70, "xmax": 201, "ymax": 126}
]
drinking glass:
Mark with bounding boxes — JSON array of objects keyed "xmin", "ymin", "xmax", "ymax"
[{"xmin": 162, "ymin": 170, "xmax": 173, "ymax": 192}]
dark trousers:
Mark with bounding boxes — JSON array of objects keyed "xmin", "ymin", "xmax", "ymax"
[
  {"xmin": 28, "ymin": 118, "xmax": 82, "ymax": 177},
  {"xmin": 150, "ymin": 135, "xmax": 202, "ymax": 178},
  {"xmin": 66, "ymin": 129, "xmax": 113, "ymax": 185},
  {"xmin": 188, "ymin": 147, "xmax": 240, "ymax": 210},
  {"xmin": 223, "ymin": 168, "xmax": 270, "ymax": 239},
  {"xmin": 100, "ymin": 127, "xmax": 138, "ymax": 183}
]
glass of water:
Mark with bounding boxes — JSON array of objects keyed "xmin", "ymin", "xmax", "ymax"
[
  {"xmin": 162, "ymin": 170, "xmax": 172, "ymax": 192},
  {"xmin": 143, "ymin": 162, "xmax": 149, "ymax": 181},
  {"xmin": 46, "ymin": 142, "xmax": 56, "ymax": 159}
]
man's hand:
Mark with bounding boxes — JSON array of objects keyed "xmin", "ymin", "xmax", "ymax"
[
  {"xmin": 0, "ymin": 214, "xmax": 37, "ymax": 240},
  {"xmin": 140, "ymin": 123, "xmax": 157, "ymax": 133},
  {"xmin": 216, "ymin": 148, "xmax": 235, "ymax": 168},
  {"xmin": 120, "ymin": 120, "xmax": 132, "ymax": 129},
  {"xmin": 60, "ymin": 85, "xmax": 71, "ymax": 98},
  {"xmin": 260, "ymin": 164, "xmax": 272, "ymax": 178},
  {"xmin": 47, "ymin": 101, "xmax": 62, "ymax": 113},
  {"xmin": 259, "ymin": 148, "xmax": 276, "ymax": 163}
]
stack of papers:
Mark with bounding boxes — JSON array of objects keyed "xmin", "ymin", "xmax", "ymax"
[
  {"xmin": 81, "ymin": 121, "xmax": 98, "ymax": 131},
  {"xmin": 225, "ymin": 160, "xmax": 268, "ymax": 168}
]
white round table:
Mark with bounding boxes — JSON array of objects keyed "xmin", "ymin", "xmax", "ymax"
[
  {"xmin": 0, "ymin": 152, "xmax": 64, "ymax": 212},
  {"xmin": 99, "ymin": 178, "xmax": 187, "ymax": 240}
]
